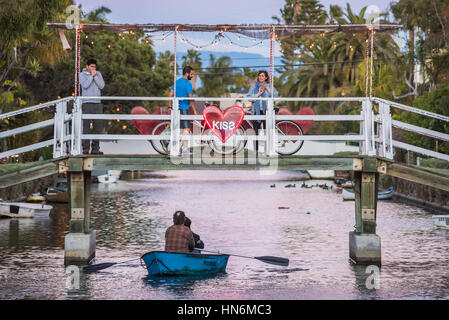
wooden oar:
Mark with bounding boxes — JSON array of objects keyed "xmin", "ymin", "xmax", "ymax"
[
  {"xmin": 198, "ymin": 249, "xmax": 289, "ymax": 267},
  {"xmin": 82, "ymin": 258, "xmax": 141, "ymax": 272},
  {"xmin": 83, "ymin": 250, "xmax": 290, "ymax": 272}
]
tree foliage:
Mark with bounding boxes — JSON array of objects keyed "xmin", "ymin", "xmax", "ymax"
[
  {"xmin": 0, "ymin": 0, "xmax": 71, "ymax": 113},
  {"xmin": 392, "ymin": 0, "xmax": 449, "ymax": 90},
  {"xmin": 398, "ymin": 85, "xmax": 449, "ymax": 154}
]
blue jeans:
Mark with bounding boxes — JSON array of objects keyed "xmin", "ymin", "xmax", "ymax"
[
  {"xmin": 251, "ymin": 105, "xmax": 265, "ymax": 135},
  {"xmin": 82, "ymin": 103, "xmax": 103, "ymax": 152}
]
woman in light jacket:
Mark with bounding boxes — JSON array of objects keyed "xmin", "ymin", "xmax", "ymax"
[{"xmin": 247, "ymin": 70, "xmax": 278, "ymax": 137}]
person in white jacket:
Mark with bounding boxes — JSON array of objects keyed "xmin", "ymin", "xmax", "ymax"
[{"xmin": 79, "ymin": 58, "xmax": 105, "ymax": 154}]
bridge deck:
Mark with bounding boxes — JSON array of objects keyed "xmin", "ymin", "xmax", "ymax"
[{"xmin": 1, "ymin": 154, "xmax": 448, "ymax": 192}]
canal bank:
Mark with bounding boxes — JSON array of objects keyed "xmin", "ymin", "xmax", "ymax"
[
  {"xmin": 305, "ymin": 168, "xmax": 449, "ymax": 213},
  {"xmin": 0, "ymin": 174, "xmax": 58, "ymax": 201},
  {"xmin": 380, "ymin": 175, "xmax": 449, "ymax": 213}
]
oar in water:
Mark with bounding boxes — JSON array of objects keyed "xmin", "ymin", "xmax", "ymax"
[
  {"xmin": 198, "ymin": 249, "xmax": 289, "ymax": 267},
  {"xmin": 83, "ymin": 250, "xmax": 289, "ymax": 272},
  {"xmin": 82, "ymin": 258, "xmax": 141, "ymax": 272}
]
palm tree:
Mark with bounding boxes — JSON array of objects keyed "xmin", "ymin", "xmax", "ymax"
[
  {"xmin": 181, "ymin": 49, "xmax": 202, "ymax": 90},
  {"xmin": 278, "ymin": 3, "xmax": 400, "ymax": 102},
  {"xmin": 85, "ymin": 6, "xmax": 112, "ymax": 22},
  {"xmin": 391, "ymin": 0, "xmax": 425, "ymax": 91},
  {"xmin": 274, "ymin": 0, "xmax": 328, "ymax": 70},
  {"xmin": 329, "ymin": 4, "xmax": 400, "ymax": 88},
  {"xmin": 196, "ymin": 54, "xmax": 233, "ymax": 98}
]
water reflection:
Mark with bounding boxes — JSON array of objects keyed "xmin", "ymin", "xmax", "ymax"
[
  {"xmin": 0, "ymin": 171, "xmax": 448, "ymax": 299},
  {"xmin": 0, "ymin": 205, "xmax": 69, "ymax": 252},
  {"xmin": 144, "ymin": 273, "xmax": 227, "ymax": 297},
  {"xmin": 350, "ymin": 264, "xmax": 381, "ymax": 299}
]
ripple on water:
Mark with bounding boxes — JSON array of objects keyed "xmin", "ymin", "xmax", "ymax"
[{"xmin": 0, "ymin": 171, "xmax": 448, "ymax": 299}]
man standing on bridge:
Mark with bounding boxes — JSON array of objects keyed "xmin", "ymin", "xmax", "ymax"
[
  {"xmin": 169, "ymin": 66, "xmax": 199, "ymax": 155},
  {"xmin": 79, "ymin": 58, "xmax": 105, "ymax": 155}
]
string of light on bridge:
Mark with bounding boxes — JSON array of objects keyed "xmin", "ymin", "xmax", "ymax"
[
  {"xmin": 82, "ymin": 30, "xmax": 272, "ymax": 51},
  {"xmin": 79, "ymin": 29, "xmax": 376, "ymax": 56}
]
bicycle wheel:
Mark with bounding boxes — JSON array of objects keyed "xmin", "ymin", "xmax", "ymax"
[
  {"xmin": 151, "ymin": 121, "xmax": 171, "ymax": 155},
  {"xmin": 275, "ymin": 120, "xmax": 304, "ymax": 155},
  {"xmin": 208, "ymin": 127, "xmax": 247, "ymax": 155}
]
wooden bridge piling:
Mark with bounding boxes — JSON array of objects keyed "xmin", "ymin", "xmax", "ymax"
[
  {"xmin": 350, "ymin": 157, "xmax": 381, "ymax": 265},
  {"xmin": 64, "ymin": 157, "xmax": 95, "ymax": 265}
]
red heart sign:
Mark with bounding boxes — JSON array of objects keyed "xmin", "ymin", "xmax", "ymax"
[{"xmin": 203, "ymin": 106, "xmax": 245, "ymax": 143}]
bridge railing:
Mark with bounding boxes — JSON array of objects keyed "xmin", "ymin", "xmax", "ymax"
[
  {"xmin": 372, "ymin": 98, "xmax": 449, "ymax": 162},
  {"xmin": 75, "ymin": 96, "xmax": 370, "ymax": 157},
  {"xmin": 0, "ymin": 97, "xmax": 74, "ymax": 159},
  {"xmin": 4, "ymin": 95, "xmax": 446, "ymax": 162}
]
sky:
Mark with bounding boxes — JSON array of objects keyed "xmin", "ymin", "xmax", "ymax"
[{"xmin": 74, "ymin": 0, "xmax": 395, "ymax": 57}]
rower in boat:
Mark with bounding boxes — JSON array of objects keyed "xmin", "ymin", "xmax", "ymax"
[{"xmin": 165, "ymin": 210, "xmax": 195, "ymax": 253}]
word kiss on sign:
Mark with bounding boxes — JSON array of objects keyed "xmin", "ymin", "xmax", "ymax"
[{"xmin": 203, "ymin": 106, "xmax": 245, "ymax": 142}]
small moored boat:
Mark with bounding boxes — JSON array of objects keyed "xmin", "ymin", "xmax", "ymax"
[
  {"xmin": 0, "ymin": 201, "xmax": 53, "ymax": 218},
  {"xmin": 26, "ymin": 193, "xmax": 46, "ymax": 203},
  {"xmin": 140, "ymin": 251, "xmax": 229, "ymax": 276},
  {"xmin": 432, "ymin": 215, "xmax": 449, "ymax": 229},
  {"xmin": 307, "ymin": 170, "xmax": 334, "ymax": 179},
  {"xmin": 45, "ymin": 187, "xmax": 68, "ymax": 203},
  {"xmin": 97, "ymin": 173, "xmax": 118, "ymax": 184},
  {"xmin": 342, "ymin": 186, "xmax": 393, "ymax": 201}
]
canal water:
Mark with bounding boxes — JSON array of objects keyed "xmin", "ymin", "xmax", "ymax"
[{"xmin": 0, "ymin": 170, "xmax": 448, "ymax": 300}]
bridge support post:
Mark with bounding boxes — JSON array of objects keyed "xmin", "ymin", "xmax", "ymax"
[
  {"xmin": 64, "ymin": 157, "xmax": 95, "ymax": 265},
  {"xmin": 349, "ymin": 157, "xmax": 381, "ymax": 265}
]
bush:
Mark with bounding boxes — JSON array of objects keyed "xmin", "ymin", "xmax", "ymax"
[
  {"xmin": 419, "ymin": 158, "xmax": 449, "ymax": 169},
  {"xmin": 399, "ymin": 85, "xmax": 449, "ymax": 154}
]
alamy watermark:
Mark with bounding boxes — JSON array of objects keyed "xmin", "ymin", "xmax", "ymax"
[
  {"xmin": 65, "ymin": 5, "xmax": 80, "ymax": 29},
  {"xmin": 365, "ymin": 5, "xmax": 381, "ymax": 27},
  {"xmin": 65, "ymin": 265, "xmax": 80, "ymax": 290},
  {"xmin": 365, "ymin": 265, "xmax": 380, "ymax": 290},
  {"xmin": 168, "ymin": 126, "xmax": 279, "ymax": 175}
]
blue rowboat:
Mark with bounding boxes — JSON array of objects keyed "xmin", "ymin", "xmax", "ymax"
[{"xmin": 140, "ymin": 251, "xmax": 229, "ymax": 276}]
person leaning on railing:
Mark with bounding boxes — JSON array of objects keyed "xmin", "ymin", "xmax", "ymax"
[
  {"xmin": 247, "ymin": 70, "xmax": 279, "ymax": 132},
  {"xmin": 79, "ymin": 58, "xmax": 105, "ymax": 155},
  {"xmin": 247, "ymin": 70, "xmax": 278, "ymax": 151}
]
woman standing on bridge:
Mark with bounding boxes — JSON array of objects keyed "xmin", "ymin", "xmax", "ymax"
[{"xmin": 247, "ymin": 70, "xmax": 278, "ymax": 151}]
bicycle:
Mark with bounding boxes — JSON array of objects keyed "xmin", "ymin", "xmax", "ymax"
[
  {"xmin": 150, "ymin": 103, "xmax": 246, "ymax": 155},
  {"xmin": 150, "ymin": 105, "xmax": 304, "ymax": 156}
]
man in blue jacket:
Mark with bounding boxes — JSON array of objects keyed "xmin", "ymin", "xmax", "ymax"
[{"xmin": 79, "ymin": 58, "xmax": 105, "ymax": 154}]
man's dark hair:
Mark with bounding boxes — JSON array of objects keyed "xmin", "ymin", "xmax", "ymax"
[
  {"xmin": 86, "ymin": 58, "xmax": 97, "ymax": 66},
  {"xmin": 183, "ymin": 66, "xmax": 193, "ymax": 75},
  {"xmin": 184, "ymin": 217, "xmax": 191, "ymax": 228},
  {"xmin": 173, "ymin": 210, "xmax": 185, "ymax": 225}
]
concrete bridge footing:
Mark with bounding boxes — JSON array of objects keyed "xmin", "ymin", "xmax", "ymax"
[
  {"xmin": 349, "ymin": 232, "xmax": 381, "ymax": 265},
  {"xmin": 64, "ymin": 231, "xmax": 96, "ymax": 265}
]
